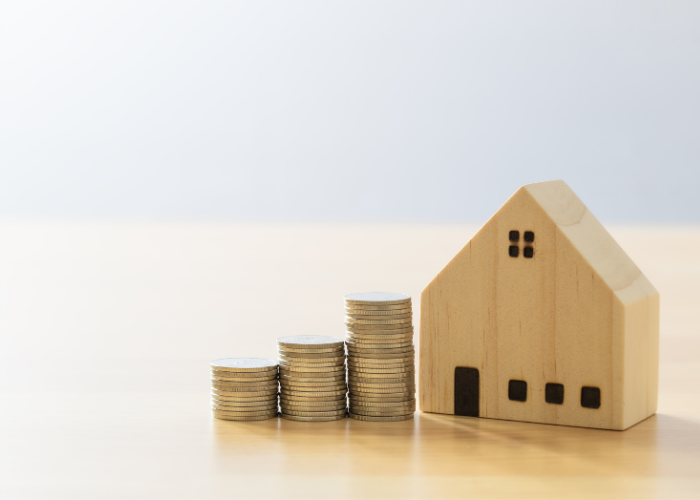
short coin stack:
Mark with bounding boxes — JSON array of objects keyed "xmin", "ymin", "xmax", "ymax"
[
  {"xmin": 277, "ymin": 335, "xmax": 348, "ymax": 422},
  {"xmin": 211, "ymin": 358, "xmax": 279, "ymax": 421},
  {"xmin": 344, "ymin": 292, "xmax": 416, "ymax": 422}
]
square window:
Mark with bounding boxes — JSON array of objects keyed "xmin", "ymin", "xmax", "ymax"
[
  {"xmin": 508, "ymin": 246, "xmax": 519, "ymax": 257},
  {"xmin": 545, "ymin": 383, "xmax": 564, "ymax": 404},
  {"xmin": 581, "ymin": 386, "xmax": 601, "ymax": 409},
  {"xmin": 523, "ymin": 247, "xmax": 534, "ymax": 258},
  {"xmin": 524, "ymin": 231, "xmax": 535, "ymax": 242},
  {"xmin": 508, "ymin": 380, "xmax": 527, "ymax": 402},
  {"xmin": 509, "ymin": 230, "xmax": 520, "ymax": 242}
]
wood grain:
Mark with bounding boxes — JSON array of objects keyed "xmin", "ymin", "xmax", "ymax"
[
  {"xmin": 420, "ymin": 182, "xmax": 659, "ymax": 430},
  {"xmin": 0, "ymin": 221, "xmax": 696, "ymax": 499}
]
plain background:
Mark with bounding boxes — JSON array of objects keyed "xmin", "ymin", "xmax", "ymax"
[{"xmin": 1, "ymin": 0, "xmax": 699, "ymax": 223}]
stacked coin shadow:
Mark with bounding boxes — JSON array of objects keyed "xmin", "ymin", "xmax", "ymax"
[
  {"xmin": 344, "ymin": 292, "xmax": 416, "ymax": 422},
  {"xmin": 211, "ymin": 358, "xmax": 279, "ymax": 421},
  {"xmin": 277, "ymin": 335, "xmax": 348, "ymax": 422}
]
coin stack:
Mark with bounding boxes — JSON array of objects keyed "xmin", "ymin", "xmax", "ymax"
[
  {"xmin": 211, "ymin": 358, "xmax": 279, "ymax": 421},
  {"xmin": 277, "ymin": 335, "xmax": 348, "ymax": 422},
  {"xmin": 344, "ymin": 292, "xmax": 416, "ymax": 422}
]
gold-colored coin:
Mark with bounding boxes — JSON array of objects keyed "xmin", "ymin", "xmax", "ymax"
[
  {"xmin": 281, "ymin": 384, "xmax": 347, "ymax": 392},
  {"xmin": 345, "ymin": 307, "xmax": 412, "ymax": 316},
  {"xmin": 349, "ymin": 408, "xmax": 415, "ymax": 417},
  {"xmin": 278, "ymin": 350, "xmax": 345, "ymax": 359},
  {"xmin": 348, "ymin": 412, "xmax": 414, "ymax": 422},
  {"xmin": 349, "ymin": 387, "xmax": 415, "ymax": 396},
  {"xmin": 277, "ymin": 335, "xmax": 344, "ymax": 349},
  {"xmin": 345, "ymin": 335, "xmax": 413, "ymax": 344},
  {"xmin": 211, "ymin": 377, "xmax": 279, "ymax": 386},
  {"xmin": 280, "ymin": 399, "xmax": 347, "ymax": 409},
  {"xmin": 210, "ymin": 358, "xmax": 278, "ymax": 373},
  {"xmin": 213, "ymin": 402, "xmax": 278, "ymax": 412},
  {"xmin": 345, "ymin": 330, "xmax": 413, "ymax": 339},
  {"xmin": 349, "ymin": 383, "xmax": 415, "ymax": 392},
  {"xmin": 348, "ymin": 352, "xmax": 414, "ymax": 360},
  {"xmin": 280, "ymin": 374, "xmax": 345, "ymax": 383},
  {"xmin": 348, "ymin": 367, "xmax": 414, "ymax": 376},
  {"xmin": 279, "ymin": 346, "xmax": 345, "ymax": 354},
  {"xmin": 346, "ymin": 319, "xmax": 412, "ymax": 328},
  {"xmin": 348, "ymin": 376, "xmax": 414, "ymax": 385},
  {"xmin": 211, "ymin": 392, "xmax": 278, "ymax": 402},
  {"xmin": 212, "ymin": 408, "xmax": 279, "ymax": 417},
  {"xmin": 212, "ymin": 381, "xmax": 278, "ymax": 391},
  {"xmin": 282, "ymin": 388, "xmax": 347, "ymax": 398},
  {"xmin": 211, "ymin": 369, "xmax": 278, "ymax": 379},
  {"xmin": 278, "ymin": 364, "xmax": 345, "ymax": 373},
  {"xmin": 279, "ymin": 369, "xmax": 345, "ymax": 379},
  {"xmin": 280, "ymin": 394, "xmax": 346, "ymax": 403},
  {"xmin": 278, "ymin": 356, "xmax": 345, "ymax": 366},
  {"xmin": 345, "ymin": 323, "xmax": 414, "ymax": 333},
  {"xmin": 350, "ymin": 400, "xmax": 416, "ymax": 409},
  {"xmin": 282, "ymin": 408, "xmax": 348, "ymax": 417},
  {"xmin": 211, "ymin": 374, "xmax": 278, "ymax": 383},
  {"xmin": 213, "ymin": 412, "xmax": 278, "ymax": 421},
  {"xmin": 346, "ymin": 341, "xmax": 413, "ymax": 349},
  {"xmin": 345, "ymin": 313, "xmax": 412, "ymax": 322},
  {"xmin": 348, "ymin": 359, "xmax": 414, "ymax": 368},
  {"xmin": 212, "ymin": 397, "xmax": 278, "ymax": 407},
  {"xmin": 211, "ymin": 388, "xmax": 278, "ymax": 398},
  {"xmin": 281, "ymin": 404, "xmax": 347, "ymax": 413},
  {"xmin": 344, "ymin": 292, "xmax": 411, "ymax": 306},
  {"xmin": 347, "ymin": 346, "xmax": 415, "ymax": 355},
  {"xmin": 280, "ymin": 413, "xmax": 346, "ymax": 422}
]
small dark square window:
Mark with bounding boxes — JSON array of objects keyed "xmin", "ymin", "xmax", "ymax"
[
  {"xmin": 545, "ymin": 383, "xmax": 564, "ymax": 404},
  {"xmin": 523, "ymin": 247, "xmax": 534, "ymax": 258},
  {"xmin": 509, "ymin": 230, "xmax": 520, "ymax": 242},
  {"xmin": 508, "ymin": 380, "xmax": 527, "ymax": 402},
  {"xmin": 508, "ymin": 246, "xmax": 519, "ymax": 257},
  {"xmin": 524, "ymin": 231, "xmax": 535, "ymax": 242},
  {"xmin": 581, "ymin": 386, "xmax": 601, "ymax": 409}
]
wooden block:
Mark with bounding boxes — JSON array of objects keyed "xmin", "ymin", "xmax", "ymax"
[{"xmin": 419, "ymin": 180, "xmax": 659, "ymax": 430}]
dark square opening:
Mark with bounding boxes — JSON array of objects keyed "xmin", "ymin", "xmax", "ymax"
[
  {"xmin": 545, "ymin": 383, "xmax": 564, "ymax": 404},
  {"xmin": 508, "ymin": 380, "xmax": 527, "ymax": 402},
  {"xmin": 581, "ymin": 386, "xmax": 601, "ymax": 409},
  {"xmin": 524, "ymin": 231, "xmax": 535, "ymax": 242},
  {"xmin": 508, "ymin": 246, "xmax": 519, "ymax": 257},
  {"xmin": 509, "ymin": 230, "xmax": 520, "ymax": 242},
  {"xmin": 523, "ymin": 247, "xmax": 534, "ymax": 258}
]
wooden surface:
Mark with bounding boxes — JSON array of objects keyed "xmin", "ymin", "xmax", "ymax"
[
  {"xmin": 420, "ymin": 181, "xmax": 659, "ymax": 429},
  {"xmin": 0, "ymin": 221, "xmax": 698, "ymax": 499}
]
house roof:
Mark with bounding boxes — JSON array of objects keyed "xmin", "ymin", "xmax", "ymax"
[{"xmin": 522, "ymin": 180, "xmax": 655, "ymax": 297}]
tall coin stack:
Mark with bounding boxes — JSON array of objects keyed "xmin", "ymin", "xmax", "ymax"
[
  {"xmin": 344, "ymin": 292, "xmax": 416, "ymax": 422},
  {"xmin": 277, "ymin": 335, "xmax": 348, "ymax": 422},
  {"xmin": 211, "ymin": 358, "xmax": 279, "ymax": 421}
]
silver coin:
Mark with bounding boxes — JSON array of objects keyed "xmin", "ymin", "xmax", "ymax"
[
  {"xmin": 210, "ymin": 358, "xmax": 278, "ymax": 373},
  {"xmin": 277, "ymin": 335, "xmax": 344, "ymax": 349},
  {"xmin": 345, "ymin": 307, "xmax": 412, "ymax": 316},
  {"xmin": 280, "ymin": 413, "xmax": 346, "ymax": 422},
  {"xmin": 345, "ymin": 303, "xmax": 412, "ymax": 311},
  {"xmin": 344, "ymin": 292, "xmax": 411, "ymax": 305},
  {"xmin": 348, "ymin": 412, "xmax": 414, "ymax": 422}
]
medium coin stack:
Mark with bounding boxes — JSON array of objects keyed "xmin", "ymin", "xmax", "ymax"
[
  {"xmin": 277, "ymin": 335, "xmax": 348, "ymax": 422},
  {"xmin": 345, "ymin": 292, "xmax": 416, "ymax": 422},
  {"xmin": 211, "ymin": 358, "xmax": 279, "ymax": 421}
]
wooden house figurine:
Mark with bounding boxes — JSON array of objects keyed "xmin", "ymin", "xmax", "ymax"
[{"xmin": 419, "ymin": 180, "xmax": 659, "ymax": 430}]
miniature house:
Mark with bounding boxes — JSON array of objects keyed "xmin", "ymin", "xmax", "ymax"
[{"xmin": 419, "ymin": 180, "xmax": 659, "ymax": 430}]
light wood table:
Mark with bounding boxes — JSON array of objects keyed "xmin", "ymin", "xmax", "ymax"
[{"xmin": 0, "ymin": 222, "xmax": 698, "ymax": 499}]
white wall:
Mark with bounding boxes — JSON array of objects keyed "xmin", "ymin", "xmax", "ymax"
[{"xmin": 1, "ymin": 1, "xmax": 698, "ymax": 222}]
